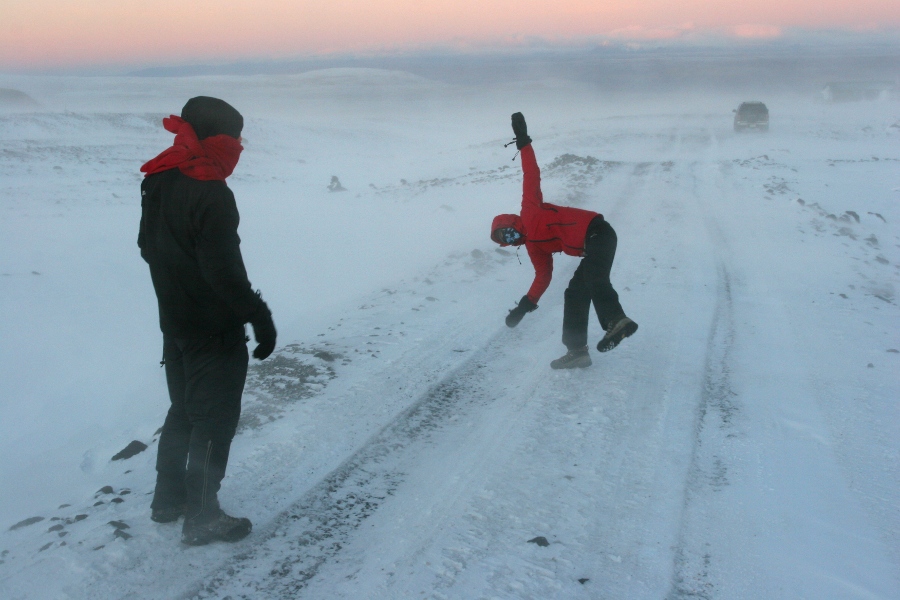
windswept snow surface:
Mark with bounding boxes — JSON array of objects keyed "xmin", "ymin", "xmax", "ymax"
[{"xmin": 1, "ymin": 69, "xmax": 898, "ymax": 599}]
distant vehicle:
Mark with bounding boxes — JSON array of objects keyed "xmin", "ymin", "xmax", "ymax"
[{"xmin": 733, "ymin": 101, "xmax": 769, "ymax": 132}]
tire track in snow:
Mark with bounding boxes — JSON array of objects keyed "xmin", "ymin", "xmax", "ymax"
[
  {"xmin": 664, "ymin": 150, "xmax": 900, "ymax": 598},
  {"xmin": 666, "ymin": 157, "xmax": 741, "ymax": 599},
  {"xmin": 180, "ymin": 332, "xmax": 506, "ymax": 599},
  {"xmin": 665, "ymin": 263, "xmax": 738, "ymax": 600}
]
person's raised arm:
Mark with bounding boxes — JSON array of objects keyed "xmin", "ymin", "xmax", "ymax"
[{"xmin": 512, "ymin": 112, "xmax": 542, "ymax": 210}]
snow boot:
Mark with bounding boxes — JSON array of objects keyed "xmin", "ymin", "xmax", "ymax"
[
  {"xmin": 550, "ymin": 346, "xmax": 592, "ymax": 369},
  {"xmin": 151, "ymin": 504, "xmax": 185, "ymax": 523},
  {"xmin": 597, "ymin": 316, "xmax": 638, "ymax": 353},
  {"xmin": 181, "ymin": 509, "xmax": 252, "ymax": 546}
]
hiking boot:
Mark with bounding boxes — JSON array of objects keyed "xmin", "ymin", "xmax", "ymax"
[
  {"xmin": 550, "ymin": 346, "xmax": 592, "ymax": 369},
  {"xmin": 597, "ymin": 316, "xmax": 638, "ymax": 353},
  {"xmin": 181, "ymin": 509, "xmax": 252, "ymax": 546},
  {"xmin": 151, "ymin": 504, "xmax": 185, "ymax": 523}
]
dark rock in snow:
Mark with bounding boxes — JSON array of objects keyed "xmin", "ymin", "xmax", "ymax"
[
  {"xmin": 74, "ymin": 514, "xmax": 88, "ymax": 522},
  {"xmin": 887, "ymin": 349, "xmax": 899, "ymax": 353},
  {"xmin": 844, "ymin": 211, "xmax": 860, "ymax": 223},
  {"xmin": 836, "ymin": 227, "xmax": 856, "ymax": 240},
  {"xmin": 47, "ymin": 524, "xmax": 64, "ymax": 532},
  {"xmin": 39, "ymin": 542, "xmax": 53, "ymax": 552},
  {"xmin": 108, "ymin": 521, "xmax": 129, "ymax": 530},
  {"xmin": 9, "ymin": 516, "xmax": 44, "ymax": 531},
  {"xmin": 579, "ymin": 578, "xmax": 590, "ymax": 584},
  {"xmin": 93, "ymin": 501, "xmax": 104, "ymax": 507},
  {"xmin": 114, "ymin": 529, "xmax": 132, "ymax": 540},
  {"xmin": 112, "ymin": 440, "xmax": 148, "ymax": 461},
  {"xmin": 58, "ymin": 504, "xmax": 71, "ymax": 510},
  {"xmin": 528, "ymin": 536, "xmax": 550, "ymax": 547},
  {"xmin": 328, "ymin": 176, "xmax": 347, "ymax": 192},
  {"xmin": 154, "ymin": 427, "xmax": 163, "ymax": 436},
  {"xmin": 97, "ymin": 486, "xmax": 115, "ymax": 495},
  {"xmin": 111, "ymin": 498, "xmax": 125, "ymax": 504}
]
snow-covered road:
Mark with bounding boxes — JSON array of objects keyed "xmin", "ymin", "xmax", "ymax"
[{"xmin": 1, "ymin": 73, "xmax": 898, "ymax": 599}]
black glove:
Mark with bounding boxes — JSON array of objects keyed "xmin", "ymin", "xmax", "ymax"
[
  {"xmin": 511, "ymin": 112, "xmax": 532, "ymax": 149},
  {"xmin": 249, "ymin": 295, "xmax": 277, "ymax": 360},
  {"xmin": 505, "ymin": 295, "xmax": 537, "ymax": 328}
]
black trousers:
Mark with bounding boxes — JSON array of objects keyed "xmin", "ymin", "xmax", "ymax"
[
  {"xmin": 151, "ymin": 327, "xmax": 248, "ymax": 522},
  {"xmin": 562, "ymin": 218, "xmax": 625, "ymax": 350}
]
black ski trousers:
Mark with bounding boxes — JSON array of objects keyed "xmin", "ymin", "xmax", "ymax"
[
  {"xmin": 151, "ymin": 327, "xmax": 248, "ymax": 522},
  {"xmin": 562, "ymin": 218, "xmax": 625, "ymax": 350}
]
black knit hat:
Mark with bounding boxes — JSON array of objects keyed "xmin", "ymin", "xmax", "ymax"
[{"xmin": 181, "ymin": 96, "xmax": 243, "ymax": 140}]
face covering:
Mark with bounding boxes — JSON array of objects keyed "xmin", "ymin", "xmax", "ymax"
[
  {"xmin": 140, "ymin": 116, "xmax": 243, "ymax": 181},
  {"xmin": 499, "ymin": 228, "xmax": 522, "ymax": 244}
]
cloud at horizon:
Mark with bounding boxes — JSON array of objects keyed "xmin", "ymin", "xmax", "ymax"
[{"xmin": 1, "ymin": 0, "xmax": 899, "ymax": 71}]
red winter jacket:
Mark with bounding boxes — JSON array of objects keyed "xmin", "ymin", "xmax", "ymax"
[{"xmin": 491, "ymin": 144, "xmax": 600, "ymax": 304}]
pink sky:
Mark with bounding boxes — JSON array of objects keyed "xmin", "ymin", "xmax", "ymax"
[{"xmin": 1, "ymin": 0, "xmax": 898, "ymax": 69}]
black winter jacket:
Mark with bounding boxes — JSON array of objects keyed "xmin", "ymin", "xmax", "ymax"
[{"xmin": 138, "ymin": 169, "xmax": 260, "ymax": 337}]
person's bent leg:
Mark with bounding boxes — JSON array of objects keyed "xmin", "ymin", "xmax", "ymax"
[
  {"xmin": 151, "ymin": 335, "xmax": 191, "ymax": 522},
  {"xmin": 584, "ymin": 219, "xmax": 637, "ymax": 352},
  {"xmin": 583, "ymin": 219, "xmax": 625, "ymax": 329}
]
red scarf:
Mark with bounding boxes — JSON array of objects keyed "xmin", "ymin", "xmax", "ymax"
[{"xmin": 141, "ymin": 116, "xmax": 243, "ymax": 181}]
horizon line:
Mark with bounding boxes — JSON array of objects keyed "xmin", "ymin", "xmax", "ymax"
[{"xmin": 2, "ymin": 29, "xmax": 899, "ymax": 77}]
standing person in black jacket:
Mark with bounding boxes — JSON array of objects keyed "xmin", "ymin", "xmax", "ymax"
[{"xmin": 138, "ymin": 96, "xmax": 277, "ymax": 546}]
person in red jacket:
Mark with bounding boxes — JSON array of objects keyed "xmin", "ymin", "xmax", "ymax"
[{"xmin": 491, "ymin": 113, "xmax": 637, "ymax": 369}]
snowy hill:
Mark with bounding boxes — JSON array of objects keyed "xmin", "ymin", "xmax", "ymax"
[
  {"xmin": 0, "ymin": 71, "xmax": 898, "ymax": 599},
  {"xmin": 0, "ymin": 88, "xmax": 40, "ymax": 110}
]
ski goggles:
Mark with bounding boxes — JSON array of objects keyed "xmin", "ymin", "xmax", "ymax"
[{"xmin": 495, "ymin": 228, "xmax": 522, "ymax": 245}]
